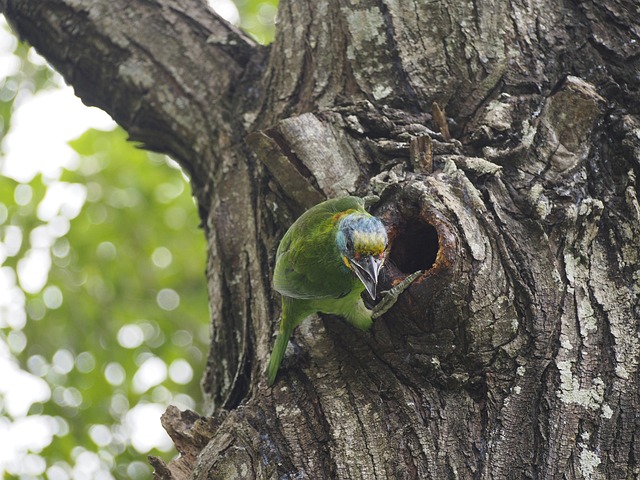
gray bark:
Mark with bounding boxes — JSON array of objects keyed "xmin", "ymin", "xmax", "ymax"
[{"xmin": 3, "ymin": 0, "xmax": 640, "ymax": 478}]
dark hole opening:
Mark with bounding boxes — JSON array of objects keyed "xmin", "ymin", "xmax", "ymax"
[{"xmin": 389, "ymin": 221, "xmax": 439, "ymax": 274}]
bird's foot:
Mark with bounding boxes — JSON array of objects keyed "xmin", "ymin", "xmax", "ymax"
[{"xmin": 371, "ymin": 270, "xmax": 423, "ymax": 319}]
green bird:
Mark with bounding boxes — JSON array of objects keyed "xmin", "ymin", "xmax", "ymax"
[{"xmin": 267, "ymin": 196, "xmax": 389, "ymax": 386}]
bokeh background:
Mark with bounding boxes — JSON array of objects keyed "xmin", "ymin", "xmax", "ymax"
[{"xmin": 0, "ymin": 1, "xmax": 277, "ymax": 478}]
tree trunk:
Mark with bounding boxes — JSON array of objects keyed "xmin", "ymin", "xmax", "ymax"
[{"xmin": 4, "ymin": 0, "xmax": 640, "ymax": 478}]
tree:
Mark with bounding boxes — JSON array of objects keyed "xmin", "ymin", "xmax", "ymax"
[{"xmin": 3, "ymin": 0, "xmax": 639, "ymax": 478}]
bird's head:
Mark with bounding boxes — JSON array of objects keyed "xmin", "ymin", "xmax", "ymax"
[{"xmin": 336, "ymin": 213, "xmax": 388, "ymax": 300}]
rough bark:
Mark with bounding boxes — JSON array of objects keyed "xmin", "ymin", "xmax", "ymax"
[{"xmin": 3, "ymin": 0, "xmax": 639, "ymax": 478}]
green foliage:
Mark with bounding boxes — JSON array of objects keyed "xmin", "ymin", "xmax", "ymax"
[
  {"xmin": 235, "ymin": 0, "xmax": 279, "ymax": 45},
  {"xmin": 1, "ymin": 126, "xmax": 210, "ymax": 478}
]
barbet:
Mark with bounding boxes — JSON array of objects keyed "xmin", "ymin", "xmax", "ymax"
[{"xmin": 268, "ymin": 196, "xmax": 414, "ymax": 385}]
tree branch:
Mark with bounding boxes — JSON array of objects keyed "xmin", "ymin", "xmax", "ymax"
[{"xmin": 1, "ymin": 0, "xmax": 265, "ymax": 179}]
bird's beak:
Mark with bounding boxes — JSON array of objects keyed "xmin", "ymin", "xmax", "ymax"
[{"xmin": 351, "ymin": 256, "xmax": 384, "ymax": 300}]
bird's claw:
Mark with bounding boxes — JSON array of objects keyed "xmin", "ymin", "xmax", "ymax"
[{"xmin": 371, "ymin": 270, "xmax": 423, "ymax": 319}]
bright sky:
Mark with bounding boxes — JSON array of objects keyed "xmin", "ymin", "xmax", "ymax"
[
  {"xmin": 0, "ymin": 0, "xmax": 241, "ymax": 476},
  {"xmin": 2, "ymin": 87, "xmax": 115, "ymax": 181}
]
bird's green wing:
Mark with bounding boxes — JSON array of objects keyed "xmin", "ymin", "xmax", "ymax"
[{"xmin": 273, "ymin": 196, "xmax": 365, "ymax": 300}]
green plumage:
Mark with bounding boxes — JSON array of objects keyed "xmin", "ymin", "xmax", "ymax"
[{"xmin": 268, "ymin": 196, "xmax": 387, "ymax": 385}]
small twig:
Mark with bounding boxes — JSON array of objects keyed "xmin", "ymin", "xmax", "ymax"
[{"xmin": 432, "ymin": 102, "xmax": 451, "ymax": 141}]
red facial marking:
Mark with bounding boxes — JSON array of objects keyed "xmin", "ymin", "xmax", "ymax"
[{"xmin": 332, "ymin": 209, "xmax": 358, "ymax": 223}]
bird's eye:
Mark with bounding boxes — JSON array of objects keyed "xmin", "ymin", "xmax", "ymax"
[{"xmin": 346, "ymin": 238, "xmax": 354, "ymax": 251}]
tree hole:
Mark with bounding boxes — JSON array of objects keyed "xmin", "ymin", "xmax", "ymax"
[{"xmin": 389, "ymin": 221, "xmax": 439, "ymax": 274}]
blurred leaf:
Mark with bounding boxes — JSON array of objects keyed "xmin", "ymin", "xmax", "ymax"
[{"xmin": 235, "ymin": 0, "xmax": 278, "ymax": 45}]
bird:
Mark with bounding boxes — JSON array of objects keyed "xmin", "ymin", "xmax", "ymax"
[{"xmin": 267, "ymin": 196, "xmax": 388, "ymax": 386}]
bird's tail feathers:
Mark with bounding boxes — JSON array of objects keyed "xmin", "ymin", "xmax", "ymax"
[{"xmin": 267, "ymin": 325, "xmax": 294, "ymax": 386}]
